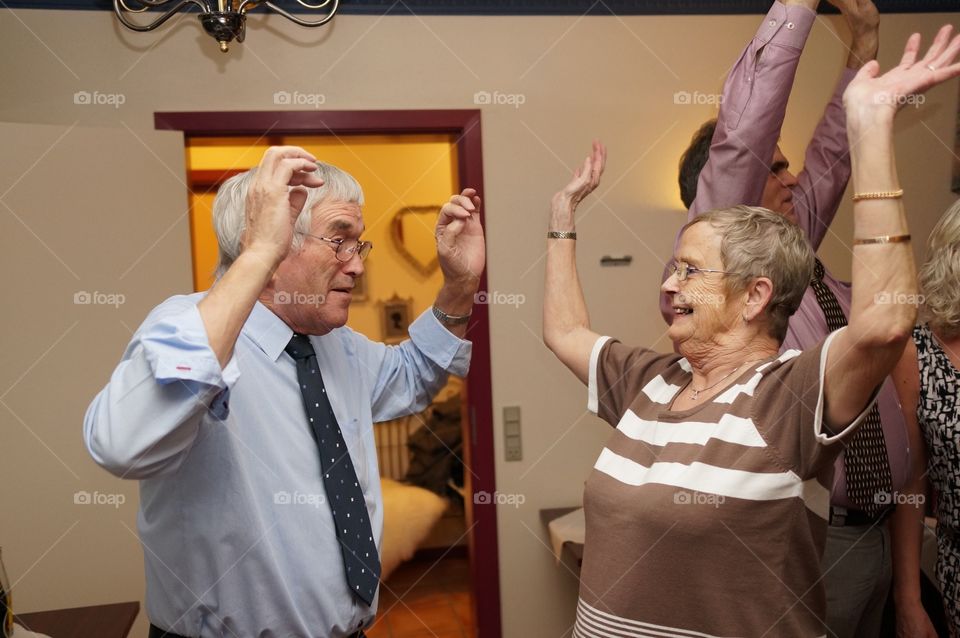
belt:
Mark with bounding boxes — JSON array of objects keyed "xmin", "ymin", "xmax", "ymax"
[
  {"xmin": 150, "ymin": 624, "xmax": 367, "ymax": 638},
  {"xmin": 829, "ymin": 505, "xmax": 890, "ymax": 527}
]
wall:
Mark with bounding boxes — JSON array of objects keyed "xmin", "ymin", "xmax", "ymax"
[{"xmin": 1, "ymin": 7, "xmax": 958, "ymax": 638}]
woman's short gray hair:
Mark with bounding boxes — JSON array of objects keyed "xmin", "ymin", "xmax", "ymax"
[
  {"xmin": 683, "ymin": 205, "xmax": 814, "ymax": 344},
  {"xmin": 211, "ymin": 162, "xmax": 364, "ymax": 278},
  {"xmin": 919, "ymin": 199, "xmax": 960, "ymax": 339}
]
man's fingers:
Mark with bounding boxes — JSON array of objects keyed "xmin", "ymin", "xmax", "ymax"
[
  {"xmin": 439, "ymin": 218, "xmax": 466, "ymax": 245},
  {"xmin": 932, "ymin": 32, "xmax": 960, "ymax": 70},
  {"xmin": 900, "ymin": 33, "xmax": 922, "ymax": 67},
  {"xmin": 919, "ymin": 25, "xmax": 952, "ymax": 66},
  {"xmin": 289, "ymin": 187, "xmax": 309, "ymax": 218},
  {"xmin": 446, "ymin": 194, "xmax": 477, "ymax": 212}
]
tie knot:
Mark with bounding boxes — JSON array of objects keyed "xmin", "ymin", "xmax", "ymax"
[
  {"xmin": 285, "ymin": 334, "xmax": 316, "ymax": 361},
  {"xmin": 812, "ymin": 258, "xmax": 825, "ymax": 283}
]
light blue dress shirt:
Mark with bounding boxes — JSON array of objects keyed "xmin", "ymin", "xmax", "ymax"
[{"xmin": 83, "ymin": 293, "xmax": 472, "ymax": 637}]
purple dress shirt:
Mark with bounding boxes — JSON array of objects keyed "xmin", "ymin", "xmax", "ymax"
[{"xmin": 660, "ymin": 1, "xmax": 909, "ymax": 505}]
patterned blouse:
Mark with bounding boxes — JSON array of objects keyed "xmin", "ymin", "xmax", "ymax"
[{"xmin": 913, "ymin": 324, "xmax": 960, "ymax": 531}]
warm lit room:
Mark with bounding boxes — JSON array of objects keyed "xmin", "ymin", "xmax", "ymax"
[{"xmin": 1, "ymin": 0, "xmax": 959, "ymax": 636}]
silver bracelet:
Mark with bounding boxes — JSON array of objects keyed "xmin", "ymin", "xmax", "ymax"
[
  {"xmin": 432, "ymin": 305, "xmax": 471, "ymax": 326},
  {"xmin": 547, "ymin": 231, "xmax": 577, "ymax": 240}
]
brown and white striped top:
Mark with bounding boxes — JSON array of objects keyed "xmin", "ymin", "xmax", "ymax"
[{"xmin": 577, "ymin": 330, "xmax": 872, "ymax": 637}]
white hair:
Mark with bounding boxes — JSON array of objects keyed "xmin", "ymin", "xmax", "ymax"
[{"xmin": 212, "ymin": 161, "xmax": 364, "ymax": 278}]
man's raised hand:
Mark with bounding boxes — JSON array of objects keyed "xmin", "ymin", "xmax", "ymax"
[{"xmin": 242, "ymin": 146, "xmax": 325, "ymax": 269}]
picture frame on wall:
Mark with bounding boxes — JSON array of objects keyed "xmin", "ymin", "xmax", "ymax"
[{"xmin": 379, "ymin": 294, "xmax": 414, "ymax": 344}]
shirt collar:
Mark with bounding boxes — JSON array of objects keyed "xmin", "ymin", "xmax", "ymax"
[{"xmin": 244, "ymin": 301, "xmax": 295, "ymax": 362}]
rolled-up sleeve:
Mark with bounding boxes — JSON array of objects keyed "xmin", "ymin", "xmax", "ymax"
[
  {"xmin": 367, "ymin": 309, "xmax": 472, "ymax": 422},
  {"xmin": 83, "ymin": 296, "xmax": 240, "ymax": 479}
]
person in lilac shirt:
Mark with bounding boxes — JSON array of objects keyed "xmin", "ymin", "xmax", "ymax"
[{"xmin": 661, "ymin": 1, "xmax": 933, "ymax": 636}]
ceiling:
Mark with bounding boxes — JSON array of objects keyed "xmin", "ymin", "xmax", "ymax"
[{"xmin": 4, "ymin": 0, "xmax": 958, "ymax": 14}]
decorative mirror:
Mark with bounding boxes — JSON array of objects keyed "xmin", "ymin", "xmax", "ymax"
[{"xmin": 391, "ymin": 206, "xmax": 441, "ymax": 277}]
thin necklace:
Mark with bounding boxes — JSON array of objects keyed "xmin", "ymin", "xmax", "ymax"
[{"xmin": 687, "ymin": 360, "xmax": 757, "ymax": 400}]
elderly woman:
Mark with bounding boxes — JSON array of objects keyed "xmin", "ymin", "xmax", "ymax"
[
  {"xmin": 892, "ymin": 199, "xmax": 960, "ymax": 637},
  {"xmin": 543, "ymin": 29, "xmax": 960, "ymax": 637}
]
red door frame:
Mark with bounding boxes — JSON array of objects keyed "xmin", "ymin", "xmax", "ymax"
[{"xmin": 155, "ymin": 110, "xmax": 500, "ymax": 637}]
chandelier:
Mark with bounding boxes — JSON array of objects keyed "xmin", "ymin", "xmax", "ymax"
[{"xmin": 114, "ymin": 0, "xmax": 340, "ymax": 52}]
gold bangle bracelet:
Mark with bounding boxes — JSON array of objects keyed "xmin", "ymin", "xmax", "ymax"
[
  {"xmin": 852, "ymin": 189, "xmax": 904, "ymax": 202},
  {"xmin": 852, "ymin": 234, "xmax": 911, "ymax": 246}
]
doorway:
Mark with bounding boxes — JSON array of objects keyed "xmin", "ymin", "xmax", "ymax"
[{"xmin": 156, "ymin": 110, "xmax": 500, "ymax": 638}]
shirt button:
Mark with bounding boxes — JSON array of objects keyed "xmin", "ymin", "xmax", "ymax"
[
  {"xmin": 769, "ymin": 19, "xmax": 777, "ymax": 27},
  {"xmin": 786, "ymin": 21, "xmax": 795, "ymax": 29}
]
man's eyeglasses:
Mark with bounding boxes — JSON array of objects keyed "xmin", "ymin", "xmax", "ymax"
[
  {"xmin": 669, "ymin": 261, "xmax": 740, "ymax": 282},
  {"xmin": 296, "ymin": 232, "xmax": 373, "ymax": 262}
]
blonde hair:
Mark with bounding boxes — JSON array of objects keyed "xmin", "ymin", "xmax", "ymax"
[
  {"xmin": 684, "ymin": 205, "xmax": 814, "ymax": 343},
  {"xmin": 919, "ymin": 199, "xmax": 960, "ymax": 339}
]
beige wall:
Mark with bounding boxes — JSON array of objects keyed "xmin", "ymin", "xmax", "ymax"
[{"xmin": 1, "ymin": 7, "xmax": 958, "ymax": 637}]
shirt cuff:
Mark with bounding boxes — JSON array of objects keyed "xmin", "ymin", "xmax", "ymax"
[
  {"xmin": 813, "ymin": 328, "xmax": 880, "ymax": 444},
  {"xmin": 755, "ymin": 1, "xmax": 815, "ymax": 49},
  {"xmin": 587, "ymin": 336, "xmax": 612, "ymax": 414},
  {"xmin": 834, "ymin": 67, "xmax": 857, "ymax": 98},
  {"xmin": 139, "ymin": 303, "xmax": 241, "ymax": 391},
  {"xmin": 408, "ymin": 308, "xmax": 473, "ymax": 377}
]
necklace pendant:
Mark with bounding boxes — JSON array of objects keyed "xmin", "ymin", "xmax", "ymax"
[{"xmin": 690, "ymin": 388, "xmax": 700, "ymax": 400}]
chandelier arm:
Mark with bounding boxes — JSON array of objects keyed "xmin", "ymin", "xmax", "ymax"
[
  {"xmin": 262, "ymin": 0, "xmax": 338, "ymax": 27},
  {"xmin": 236, "ymin": 0, "xmax": 261, "ymax": 13},
  {"xmin": 291, "ymin": 0, "xmax": 333, "ymax": 10},
  {"xmin": 114, "ymin": 0, "xmax": 211, "ymax": 31}
]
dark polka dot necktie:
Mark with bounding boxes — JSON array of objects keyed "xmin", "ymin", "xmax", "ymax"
[
  {"xmin": 811, "ymin": 259, "xmax": 892, "ymax": 515},
  {"xmin": 285, "ymin": 334, "xmax": 381, "ymax": 606}
]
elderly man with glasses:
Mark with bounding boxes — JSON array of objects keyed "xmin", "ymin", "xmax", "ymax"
[{"xmin": 83, "ymin": 146, "xmax": 485, "ymax": 638}]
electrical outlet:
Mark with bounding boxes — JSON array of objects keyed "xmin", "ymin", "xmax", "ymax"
[{"xmin": 503, "ymin": 406, "xmax": 522, "ymax": 462}]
